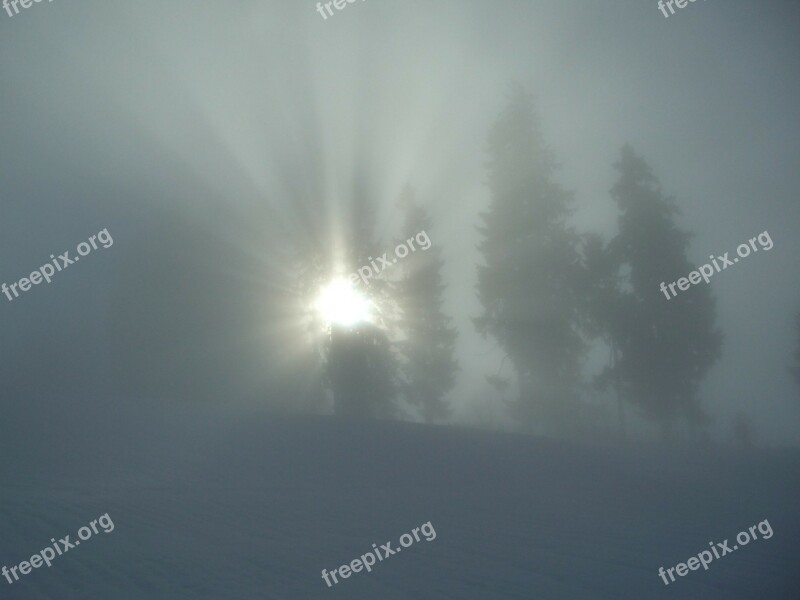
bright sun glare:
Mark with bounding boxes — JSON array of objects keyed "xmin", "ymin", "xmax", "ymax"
[{"xmin": 315, "ymin": 278, "xmax": 372, "ymax": 327}]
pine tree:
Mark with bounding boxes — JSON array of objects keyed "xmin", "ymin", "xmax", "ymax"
[
  {"xmin": 395, "ymin": 194, "xmax": 458, "ymax": 422},
  {"xmin": 578, "ymin": 233, "xmax": 631, "ymax": 438},
  {"xmin": 475, "ymin": 85, "xmax": 585, "ymax": 435},
  {"xmin": 606, "ymin": 145, "xmax": 722, "ymax": 438},
  {"xmin": 323, "ymin": 176, "xmax": 398, "ymax": 418}
]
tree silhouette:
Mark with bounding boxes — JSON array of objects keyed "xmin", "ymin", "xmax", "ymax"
[
  {"xmin": 605, "ymin": 145, "xmax": 722, "ymax": 439},
  {"xmin": 327, "ymin": 322, "xmax": 396, "ymax": 418},
  {"xmin": 578, "ymin": 233, "xmax": 631, "ymax": 439},
  {"xmin": 395, "ymin": 193, "xmax": 458, "ymax": 422},
  {"xmin": 320, "ymin": 175, "xmax": 399, "ymax": 418},
  {"xmin": 475, "ymin": 85, "xmax": 585, "ymax": 435}
]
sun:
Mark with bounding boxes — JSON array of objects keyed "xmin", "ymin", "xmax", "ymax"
[{"xmin": 315, "ymin": 277, "xmax": 372, "ymax": 327}]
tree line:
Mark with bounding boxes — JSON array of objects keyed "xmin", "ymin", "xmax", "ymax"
[
  {"xmin": 103, "ymin": 84, "xmax": 800, "ymax": 442},
  {"xmin": 318, "ymin": 84, "xmax": 729, "ymax": 440}
]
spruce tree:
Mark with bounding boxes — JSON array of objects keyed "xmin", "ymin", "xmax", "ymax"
[
  {"xmin": 475, "ymin": 85, "xmax": 585, "ymax": 435},
  {"xmin": 578, "ymin": 233, "xmax": 631, "ymax": 438},
  {"xmin": 395, "ymin": 194, "xmax": 458, "ymax": 422},
  {"xmin": 322, "ymin": 178, "xmax": 398, "ymax": 418},
  {"xmin": 606, "ymin": 145, "xmax": 722, "ymax": 438}
]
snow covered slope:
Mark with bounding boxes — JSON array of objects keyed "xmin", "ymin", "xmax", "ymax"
[{"xmin": 1, "ymin": 410, "xmax": 798, "ymax": 599}]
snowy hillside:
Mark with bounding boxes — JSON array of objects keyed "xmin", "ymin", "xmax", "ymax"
[{"xmin": 1, "ymin": 410, "xmax": 798, "ymax": 599}]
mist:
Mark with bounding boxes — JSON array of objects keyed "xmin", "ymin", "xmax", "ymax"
[{"xmin": 1, "ymin": 1, "xmax": 799, "ymax": 597}]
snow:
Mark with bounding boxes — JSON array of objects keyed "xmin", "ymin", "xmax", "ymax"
[{"xmin": 1, "ymin": 409, "xmax": 798, "ymax": 599}]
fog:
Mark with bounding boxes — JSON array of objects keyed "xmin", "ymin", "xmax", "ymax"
[
  {"xmin": 2, "ymin": 0, "xmax": 798, "ymax": 445},
  {"xmin": 1, "ymin": 2, "xmax": 799, "ymax": 596}
]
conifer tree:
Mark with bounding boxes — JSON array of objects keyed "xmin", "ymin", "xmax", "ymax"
[
  {"xmin": 395, "ymin": 194, "xmax": 458, "ymax": 422},
  {"xmin": 475, "ymin": 85, "xmax": 585, "ymax": 434},
  {"xmin": 605, "ymin": 145, "xmax": 722, "ymax": 438},
  {"xmin": 323, "ymin": 178, "xmax": 398, "ymax": 418}
]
